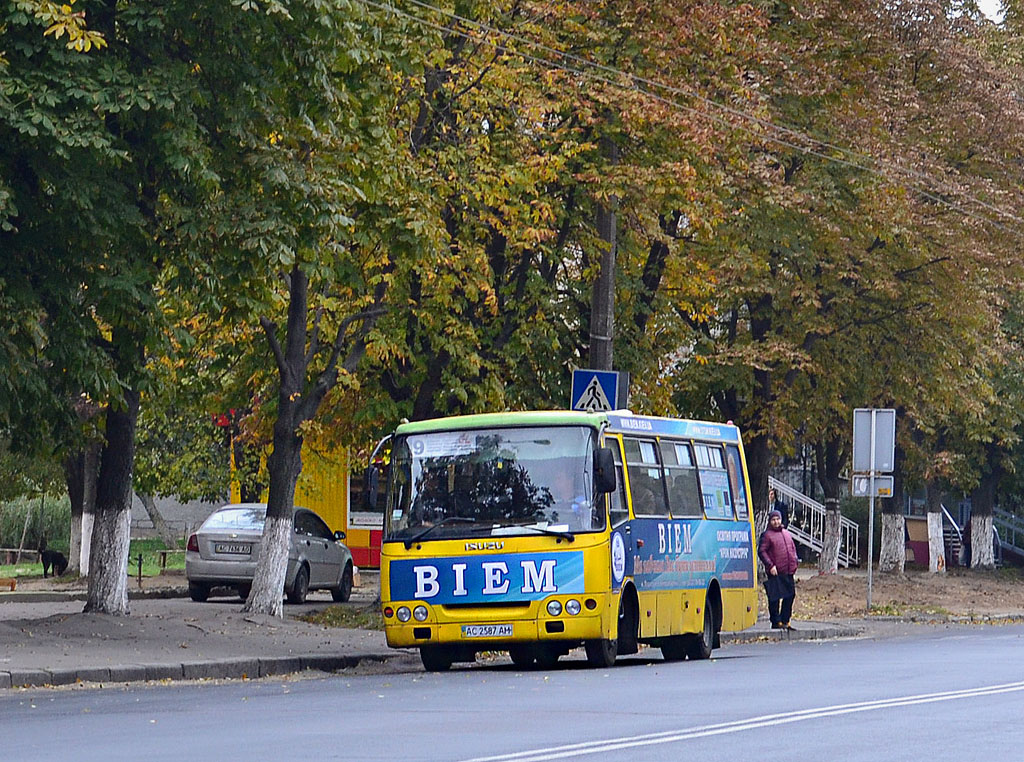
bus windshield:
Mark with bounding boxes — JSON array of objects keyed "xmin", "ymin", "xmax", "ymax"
[{"xmin": 386, "ymin": 425, "xmax": 603, "ymax": 541}]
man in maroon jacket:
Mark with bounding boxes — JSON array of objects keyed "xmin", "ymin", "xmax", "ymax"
[{"xmin": 758, "ymin": 509, "xmax": 799, "ymax": 630}]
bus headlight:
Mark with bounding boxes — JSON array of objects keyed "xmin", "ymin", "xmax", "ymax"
[
  {"xmin": 397, "ymin": 606, "xmax": 412, "ymax": 622},
  {"xmin": 565, "ymin": 599, "xmax": 582, "ymax": 616},
  {"xmin": 546, "ymin": 600, "xmax": 562, "ymax": 616},
  {"xmin": 413, "ymin": 605, "xmax": 428, "ymax": 621}
]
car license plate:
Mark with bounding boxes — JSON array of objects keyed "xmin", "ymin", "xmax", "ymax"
[
  {"xmin": 461, "ymin": 624, "xmax": 513, "ymax": 638},
  {"xmin": 215, "ymin": 543, "xmax": 251, "ymax": 554}
]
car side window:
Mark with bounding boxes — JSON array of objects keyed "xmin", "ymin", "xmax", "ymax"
[{"xmin": 310, "ymin": 514, "xmax": 333, "ymax": 540}]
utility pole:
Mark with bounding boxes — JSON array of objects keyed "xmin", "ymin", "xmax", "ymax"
[{"xmin": 589, "ymin": 135, "xmax": 618, "ymax": 371}]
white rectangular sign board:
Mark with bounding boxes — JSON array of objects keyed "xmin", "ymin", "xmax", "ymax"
[
  {"xmin": 851, "ymin": 475, "xmax": 894, "ymax": 497},
  {"xmin": 852, "ymin": 408, "xmax": 895, "ymax": 473}
]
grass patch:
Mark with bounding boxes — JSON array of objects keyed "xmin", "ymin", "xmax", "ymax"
[
  {"xmin": 299, "ymin": 604, "xmax": 385, "ymax": 631},
  {"xmin": 0, "ymin": 537, "xmax": 185, "ymax": 580}
]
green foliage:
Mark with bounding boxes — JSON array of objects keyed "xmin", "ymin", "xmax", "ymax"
[{"xmin": 0, "ymin": 494, "xmax": 70, "ymax": 551}]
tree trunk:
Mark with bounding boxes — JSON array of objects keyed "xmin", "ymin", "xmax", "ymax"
[
  {"xmin": 971, "ymin": 513, "xmax": 994, "ymax": 570},
  {"xmin": 136, "ymin": 493, "xmax": 180, "ymax": 549},
  {"xmin": 925, "ymin": 481, "xmax": 945, "ymax": 574},
  {"xmin": 744, "ymin": 432, "xmax": 772, "ymax": 535},
  {"xmin": 243, "ymin": 266, "xmax": 384, "ymax": 617},
  {"xmin": 819, "ymin": 497, "xmax": 842, "ymax": 573},
  {"xmin": 878, "ymin": 513, "xmax": 905, "ymax": 573},
  {"xmin": 970, "ymin": 475, "xmax": 997, "ymax": 570},
  {"xmin": 84, "ymin": 386, "xmax": 141, "ymax": 615},
  {"xmin": 815, "ymin": 438, "xmax": 845, "ymax": 574},
  {"xmin": 878, "ymin": 448, "xmax": 906, "ymax": 573},
  {"xmin": 15, "ymin": 500, "xmax": 33, "ymax": 564},
  {"xmin": 243, "ymin": 404, "xmax": 304, "ymax": 617},
  {"xmin": 64, "ymin": 443, "xmax": 100, "ymax": 575}
]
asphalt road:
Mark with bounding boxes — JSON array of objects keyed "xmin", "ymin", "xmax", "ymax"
[{"xmin": 4, "ymin": 623, "xmax": 1024, "ymax": 761}]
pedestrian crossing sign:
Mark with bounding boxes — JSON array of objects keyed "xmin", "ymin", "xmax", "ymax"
[{"xmin": 571, "ymin": 369, "xmax": 627, "ymax": 412}]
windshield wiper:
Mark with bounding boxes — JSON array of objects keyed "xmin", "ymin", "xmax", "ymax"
[
  {"xmin": 404, "ymin": 517, "xmax": 476, "ymax": 549},
  {"xmin": 491, "ymin": 523, "xmax": 575, "ymax": 542}
]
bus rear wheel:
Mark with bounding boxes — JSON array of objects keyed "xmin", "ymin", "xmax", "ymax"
[
  {"xmin": 585, "ymin": 638, "xmax": 617, "ymax": 668},
  {"xmin": 420, "ymin": 646, "xmax": 454, "ymax": 672},
  {"xmin": 685, "ymin": 605, "xmax": 715, "ymax": 660}
]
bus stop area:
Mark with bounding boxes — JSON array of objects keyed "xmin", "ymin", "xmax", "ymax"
[{"xmin": 0, "ymin": 568, "xmax": 861, "ymax": 690}]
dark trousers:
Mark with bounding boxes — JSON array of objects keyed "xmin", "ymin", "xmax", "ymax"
[
  {"xmin": 765, "ymin": 573, "xmax": 796, "ymax": 626},
  {"xmin": 767, "ymin": 595, "xmax": 795, "ymax": 627}
]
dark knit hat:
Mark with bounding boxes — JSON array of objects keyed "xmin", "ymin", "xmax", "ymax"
[{"xmin": 768, "ymin": 509, "xmax": 783, "ymax": 520}]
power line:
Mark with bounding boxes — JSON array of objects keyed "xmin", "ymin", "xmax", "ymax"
[{"xmin": 354, "ymin": 0, "xmax": 1022, "ymax": 234}]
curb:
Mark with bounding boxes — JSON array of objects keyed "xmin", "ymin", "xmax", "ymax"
[
  {"xmin": 0, "ymin": 652, "xmax": 405, "ymax": 690},
  {"xmin": 723, "ymin": 623, "xmax": 862, "ymax": 644},
  {"xmin": 0, "ymin": 588, "xmax": 189, "ymax": 604}
]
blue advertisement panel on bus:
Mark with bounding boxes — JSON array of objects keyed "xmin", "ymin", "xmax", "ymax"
[
  {"xmin": 610, "ymin": 520, "xmax": 753, "ymax": 591},
  {"xmin": 390, "ymin": 551, "xmax": 585, "ymax": 604},
  {"xmin": 606, "ymin": 414, "xmax": 741, "ymax": 444}
]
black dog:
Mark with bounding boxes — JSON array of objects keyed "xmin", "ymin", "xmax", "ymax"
[{"xmin": 39, "ymin": 542, "xmax": 69, "ymax": 578}]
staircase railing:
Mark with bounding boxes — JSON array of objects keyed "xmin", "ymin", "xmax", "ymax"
[
  {"xmin": 768, "ymin": 477, "xmax": 860, "ymax": 567},
  {"xmin": 994, "ymin": 508, "xmax": 1024, "ymax": 558}
]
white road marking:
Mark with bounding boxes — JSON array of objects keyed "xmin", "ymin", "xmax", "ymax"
[{"xmin": 461, "ymin": 680, "xmax": 1024, "ymax": 762}]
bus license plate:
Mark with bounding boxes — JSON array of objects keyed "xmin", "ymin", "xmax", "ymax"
[
  {"xmin": 215, "ymin": 543, "xmax": 251, "ymax": 554},
  {"xmin": 461, "ymin": 624, "xmax": 513, "ymax": 639}
]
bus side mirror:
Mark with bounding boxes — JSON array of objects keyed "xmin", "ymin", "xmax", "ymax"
[
  {"xmin": 594, "ymin": 447, "xmax": 616, "ymax": 494},
  {"xmin": 364, "ymin": 466, "xmax": 379, "ymax": 510}
]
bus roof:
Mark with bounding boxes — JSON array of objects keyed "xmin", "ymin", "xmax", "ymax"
[
  {"xmin": 394, "ymin": 410, "xmax": 608, "ymax": 436},
  {"xmin": 394, "ymin": 410, "xmax": 741, "ymax": 444}
]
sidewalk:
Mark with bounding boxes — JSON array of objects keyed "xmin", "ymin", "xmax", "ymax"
[{"xmin": 0, "ymin": 570, "xmax": 861, "ymax": 690}]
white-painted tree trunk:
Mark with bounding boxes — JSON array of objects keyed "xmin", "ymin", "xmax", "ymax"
[
  {"xmin": 927, "ymin": 512, "xmax": 946, "ymax": 574},
  {"xmin": 243, "ymin": 514, "xmax": 292, "ymax": 618},
  {"xmin": 971, "ymin": 514, "xmax": 995, "ymax": 570},
  {"xmin": 69, "ymin": 513, "xmax": 83, "ymax": 575},
  {"xmin": 85, "ymin": 506, "xmax": 131, "ymax": 614},
  {"xmin": 818, "ymin": 505, "xmax": 842, "ymax": 574},
  {"xmin": 79, "ymin": 511, "xmax": 94, "ymax": 577},
  {"xmin": 879, "ymin": 513, "xmax": 906, "ymax": 573}
]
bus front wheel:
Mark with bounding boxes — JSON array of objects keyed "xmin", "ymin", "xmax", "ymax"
[
  {"xmin": 420, "ymin": 646, "xmax": 454, "ymax": 672},
  {"xmin": 585, "ymin": 638, "xmax": 617, "ymax": 668}
]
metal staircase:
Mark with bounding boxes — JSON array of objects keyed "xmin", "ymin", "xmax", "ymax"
[
  {"xmin": 768, "ymin": 477, "xmax": 860, "ymax": 567},
  {"xmin": 994, "ymin": 508, "xmax": 1024, "ymax": 563}
]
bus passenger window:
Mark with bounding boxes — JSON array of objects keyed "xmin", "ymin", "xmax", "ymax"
[
  {"xmin": 694, "ymin": 444, "xmax": 732, "ymax": 520},
  {"xmin": 623, "ymin": 437, "xmax": 670, "ymax": 517},
  {"xmin": 661, "ymin": 441, "xmax": 702, "ymax": 518}
]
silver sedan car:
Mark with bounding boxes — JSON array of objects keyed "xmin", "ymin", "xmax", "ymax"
[{"xmin": 185, "ymin": 503, "xmax": 354, "ymax": 604}]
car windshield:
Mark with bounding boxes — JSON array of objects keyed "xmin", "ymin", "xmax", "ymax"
[
  {"xmin": 385, "ymin": 425, "xmax": 603, "ymax": 541},
  {"xmin": 202, "ymin": 506, "xmax": 267, "ymax": 531}
]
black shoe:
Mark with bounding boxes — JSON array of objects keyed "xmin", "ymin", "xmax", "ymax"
[
  {"xmin": 771, "ymin": 622, "xmax": 783, "ymax": 629},
  {"xmin": 784, "ymin": 623, "xmax": 797, "ymax": 631}
]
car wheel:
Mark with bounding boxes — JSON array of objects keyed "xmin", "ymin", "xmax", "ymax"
[
  {"xmin": 188, "ymin": 582, "xmax": 209, "ymax": 602},
  {"xmin": 237, "ymin": 583, "xmax": 251, "ymax": 600},
  {"xmin": 331, "ymin": 563, "xmax": 353, "ymax": 602},
  {"xmin": 287, "ymin": 564, "xmax": 309, "ymax": 604}
]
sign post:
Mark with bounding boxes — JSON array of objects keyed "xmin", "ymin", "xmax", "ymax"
[{"xmin": 852, "ymin": 408, "xmax": 896, "ymax": 611}]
